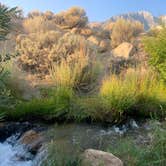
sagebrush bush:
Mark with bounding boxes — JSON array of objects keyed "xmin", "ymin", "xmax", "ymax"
[
  {"xmin": 54, "ymin": 7, "xmax": 88, "ymax": 29},
  {"xmin": 111, "ymin": 18, "xmax": 144, "ymax": 47},
  {"xmin": 17, "ymin": 32, "xmax": 96, "ymax": 78},
  {"xmin": 16, "ymin": 30, "xmax": 62, "ymax": 76},
  {"xmin": 23, "ymin": 15, "xmax": 58, "ymax": 33},
  {"xmin": 143, "ymin": 27, "xmax": 166, "ymax": 81},
  {"xmin": 49, "ymin": 33, "xmax": 94, "ymax": 61}
]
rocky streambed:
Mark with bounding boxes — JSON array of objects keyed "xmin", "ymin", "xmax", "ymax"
[
  {"xmin": 0, "ymin": 119, "xmax": 163, "ymax": 166},
  {"xmin": 0, "ymin": 122, "xmax": 46, "ymax": 166}
]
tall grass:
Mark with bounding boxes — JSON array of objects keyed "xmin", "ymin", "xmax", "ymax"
[
  {"xmin": 3, "ymin": 68, "xmax": 166, "ymax": 123},
  {"xmin": 75, "ymin": 68, "xmax": 166, "ymax": 123},
  {"xmin": 50, "ymin": 44, "xmax": 100, "ymax": 92},
  {"xmin": 42, "ymin": 142, "xmax": 82, "ymax": 166},
  {"xmin": 100, "ymin": 68, "xmax": 166, "ymax": 119},
  {"xmin": 7, "ymin": 86, "xmax": 74, "ymax": 121}
]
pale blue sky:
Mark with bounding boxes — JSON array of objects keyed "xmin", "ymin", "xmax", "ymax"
[{"xmin": 1, "ymin": 0, "xmax": 166, "ymax": 21}]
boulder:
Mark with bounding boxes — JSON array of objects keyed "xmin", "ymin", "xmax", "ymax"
[
  {"xmin": 82, "ymin": 149, "xmax": 123, "ymax": 166},
  {"xmin": 112, "ymin": 42, "xmax": 135, "ymax": 59},
  {"xmin": 19, "ymin": 130, "xmax": 44, "ymax": 154}
]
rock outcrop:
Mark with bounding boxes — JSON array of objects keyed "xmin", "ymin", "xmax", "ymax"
[
  {"xmin": 108, "ymin": 11, "xmax": 157, "ymax": 30},
  {"xmin": 112, "ymin": 42, "xmax": 135, "ymax": 59}
]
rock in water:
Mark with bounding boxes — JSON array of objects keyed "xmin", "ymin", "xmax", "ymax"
[
  {"xmin": 82, "ymin": 149, "xmax": 123, "ymax": 166},
  {"xmin": 112, "ymin": 42, "xmax": 135, "ymax": 59},
  {"xmin": 19, "ymin": 130, "xmax": 44, "ymax": 154}
]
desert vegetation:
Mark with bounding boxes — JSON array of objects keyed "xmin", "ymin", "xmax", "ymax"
[
  {"xmin": 0, "ymin": 4, "xmax": 165, "ymax": 123},
  {"xmin": 0, "ymin": 3, "xmax": 166, "ymax": 166},
  {"xmin": 111, "ymin": 18, "xmax": 144, "ymax": 48}
]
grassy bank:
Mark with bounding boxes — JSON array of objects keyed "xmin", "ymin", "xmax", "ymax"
[{"xmin": 1, "ymin": 68, "xmax": 166, "ymax": 123}]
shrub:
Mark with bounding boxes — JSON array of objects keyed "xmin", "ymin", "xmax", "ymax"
[
  {"xmin": 23, "ymin": 15, "xmax": 58, "ymax": 33},
  {"xmin": 54, "ymin": 7, "xmax": 88, "ymax": 29},
  {"xmin": 111, "ymin": 18, "xmax": 144, "ymax": 47},
  {"xmin": 17, "ymin": 32, "xmax": 97, "ymax": 78},
  {"xmin": 143, "ymin": 27, "xmax": 166, "ymax": 81},
  {"xmin": 16, "ymin": 30, "xmax": 62, "ymax": 76},
  {"xmin": 27, "ymin": 10, "xmax": 42, "ymax": 18},
  {"xmin": 49, "ymin": 33, "xmax": 91, "ymax": 61}
]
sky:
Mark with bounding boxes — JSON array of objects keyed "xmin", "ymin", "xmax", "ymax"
[{"xmin": 1, "ymin": 0, "xmax": 166, "ymax": 21}]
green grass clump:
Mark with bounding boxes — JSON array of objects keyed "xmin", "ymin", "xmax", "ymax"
[
  {"xmin": 42, "ymin": 142, "xmax": 82, "ymax": 166},
  {"xmin": 99, "ymin": 68, "xmax": 166, "ymax": 120},
  {"xmin": 108, "ymin": 123, "xmax": 166, "ymax": 166},
  {"xmin": 6, "ymin": 86, "xmax": 74, "ymax": 121},
  {"xmin": 75, "ymin": 68, "xmax": 166, "ymax": 123},
  {"xmin": 2, "ymin": 68, "xmax": 166, "ymax": 123},
  {"xmin": 50, "ymin": 52, "xmax": 100, "ymax": 92}
]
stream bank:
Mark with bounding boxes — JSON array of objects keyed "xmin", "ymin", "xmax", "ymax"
[{"xmin": 0, "ymin": 119, "xmax": 165, "ymax": 166}]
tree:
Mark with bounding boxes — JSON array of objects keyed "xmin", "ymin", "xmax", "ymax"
[
  {"xmin": 0, "ymin": 4, "xmax": 18, "ymax": 107},
  {"xmin": 0, "ymin": 4, "xmax": 18, "ymax": 40}
]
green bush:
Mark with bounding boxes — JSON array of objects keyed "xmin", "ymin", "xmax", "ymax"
[{"xmin": 143, "ymin": 27, "xmax": 166, "ymax": 81}]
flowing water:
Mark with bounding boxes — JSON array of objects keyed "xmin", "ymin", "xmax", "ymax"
[
  {"xmin": 0, "ymin": 134, "xmax": 33, "ymax": 166},
  {"xmin": 0, "ymin": 119, "xmax": 155, "ymax": 166}
]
